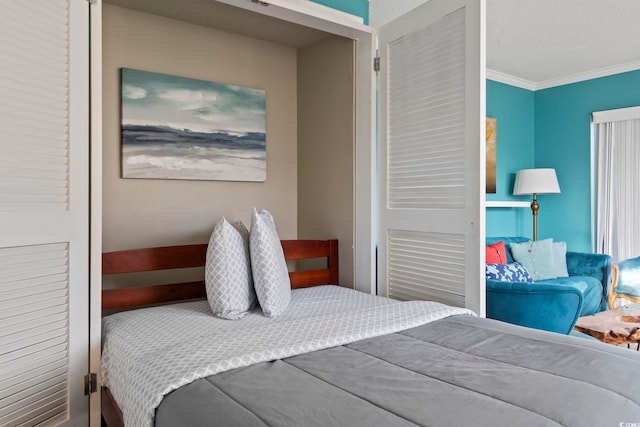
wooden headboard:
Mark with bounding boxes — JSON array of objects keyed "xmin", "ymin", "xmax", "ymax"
[{"xmin": 102, "ymin": 239, "xmax": 339, "ymax": 310}]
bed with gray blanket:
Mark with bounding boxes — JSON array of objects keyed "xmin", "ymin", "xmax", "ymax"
[
  {"xmin": 154, "ymin": 313, "xmax": 640, "ymax": 427},
  {"xmin": 100, "ymin": 241, "xmax": 640, "ymax": 427}
]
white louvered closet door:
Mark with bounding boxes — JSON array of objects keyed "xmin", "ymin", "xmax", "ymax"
[
  {"xmin": 0, "ymin": 1, "xmax": 90, "ymax": 426},
  {"xmin": 377, "ymin": 0, "xmax": 486, "ymax": 315}
]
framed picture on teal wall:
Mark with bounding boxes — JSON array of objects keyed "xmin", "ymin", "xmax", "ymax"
[{"xmin": 486, "ymin": 117, "xmax": 497, "ymax": 193}]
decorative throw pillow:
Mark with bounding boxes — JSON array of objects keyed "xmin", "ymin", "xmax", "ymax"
[
  {"xmin": 486, "ymin": 262, "xmax": 533, "ymax": 283},
  {"xmin": 205, "ymin": 217, "xmax": 257, "ymax": 320},
  {"xmin": 250, "ymin": 208, "xmax": 291, "ymax": 317},
  {"xmin": 553, "ymin": 241, "xmax": 569, "ymax": 278},
  {"xmin": 509, "ymin": 238, "xmax": 556, "ymax": 281},
  {"xmin": 486, "ymin": 241, "xmax": 507, "ymax": 264}
]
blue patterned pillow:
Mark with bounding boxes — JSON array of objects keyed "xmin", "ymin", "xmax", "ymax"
[{"xmin": 486, "ymin": 262, "xmax": 534, "ymax": 283}]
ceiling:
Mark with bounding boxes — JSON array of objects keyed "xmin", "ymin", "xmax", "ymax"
[
  {"xmin": 104, "ymin": 0, "xmax": 330, "ymax": 48},
  {"xmin": 106, "ymin": 0, "xmax": 640, "ymax": 89},
  {"xmin": 487, "ymin": 0, "xmax": 640, "ymax": 87}
]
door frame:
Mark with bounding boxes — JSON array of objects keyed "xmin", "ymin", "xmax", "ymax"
[
  {"xmin": 89, "ymin": 0, "xmax": 103, "ymax": 425},
  {"xmin": 88, "ymin": 2, "xmax": 376, "ymax": 424}
]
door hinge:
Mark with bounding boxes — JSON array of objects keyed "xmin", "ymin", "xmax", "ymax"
[
  {"xmin": 374, "ymin": 57, "xmax": 380, "ymax": 72},
  {"xmin": 84, "ymin": 373, "xmax": 97, "ymax": 395}
]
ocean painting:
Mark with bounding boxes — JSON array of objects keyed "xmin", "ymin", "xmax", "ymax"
[{"xmin": 121, "ymin": 68, "xmax": 266, "ymax": 181}]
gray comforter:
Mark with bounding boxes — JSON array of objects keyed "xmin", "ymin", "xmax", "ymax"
[{"xmin": 156, "ymin": 315, "xmax": 640, "ymax": 426}]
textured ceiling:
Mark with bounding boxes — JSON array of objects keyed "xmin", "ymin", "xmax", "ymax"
[
  {"xmin": 104, "ymin": 0, "xmax": 640, "ymax": 86},
  {"xmin": 371, "ymin": 0, "xmax": 640, "ymax": 86},
  {"xmin": 487, "ymin": 0, "xmax": 640, "ymax": 84}
]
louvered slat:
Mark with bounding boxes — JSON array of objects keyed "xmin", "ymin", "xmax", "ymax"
[
  {"xmin": 0, "ymin": 50, "xmax": 68, "ymax": 88},
  {"xmin": 0, "ymin": 145, "xmax": 67, "ymax": 163},
  {"xmin": 387, "ymin": 8, "xmax": 465, "ymax": 209},
  {"xmin": 1, "ymin": 296, "xmax": 68, "ymax": 322},
  {"xmin": 1, "ymin": 312, "xmax": 67, "ymax": 341},
  {"xmin": 0, "ymin": 373, "xmax": 66, "ymax": 410},
  {"xmin": 0, "ymin": 272, "xmax": 68, "ymax": 290},
  {"xmin": 0, "ymin": 305, "xmax": 66, "ymax": 330},
  {"xmin": 0, "ymin": 0, "xmax": 69, "ymax": 213},
  {"xmin": 0, "ymin": 243, "xmax": 67, "ymax": 264},
  {"xmin": 0, "ymin": 128, "xmax": 68, "ymax": 150},
  {"xmin": 1, "ymin": 392, "xmax": 67, "ymax": 427},
  {"xmin": 0, "ymin": 350, "xmax": 67, "ymax": 393},
  {"xmin": 0, "ymin": 367, "xmax": 66, "ymax": 405},
  {"xmin": 0, "ymin": 242, "xmax": 69, "ymax": 426},
  {"xmin": 0, "ymin": 167, "xmax": 68, "ymax": 182},
  {"xmin": 388, "ymin": 230, "xmax": 465, "ymax": 307}
]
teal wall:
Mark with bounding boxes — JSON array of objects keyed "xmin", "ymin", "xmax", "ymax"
[
  {"xmin": 535, "ymin": 69, "xmax": 640, "ymax": 252},
  {"xmin": 486, "ymin": 80, "xmax": 535, "ymax": 238},
  {"xmin": 487, "ymin": 70, "xmax": 640, "ymax": 252},
  {"xmin": 310, "ymin": 0, "xmax": 369, "ymax": 24}
]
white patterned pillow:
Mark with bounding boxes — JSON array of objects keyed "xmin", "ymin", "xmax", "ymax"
[
  {"xmin": 250, "ymin": 208, "xmax": 291, "ymax": 317},
  {"xmin": 205, "ymin": 217, "xmax": 257, "ymax": 320}
]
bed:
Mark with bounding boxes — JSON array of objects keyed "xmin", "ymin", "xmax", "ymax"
[{"xmin": 101, "ymin": 239, "xmax": 640, "ymax": 427}]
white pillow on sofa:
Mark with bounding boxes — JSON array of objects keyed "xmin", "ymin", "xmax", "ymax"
[
  {"xmin": 509, "ymin": 238, "xmax": 556, "ymax": 281},
  {"xmin": 250, "ymin": 208, "xmax": 291, "ymax": 317},
  {"xmin": 205, "ymin": 217, "xmax": 257, "ymax": 319}
]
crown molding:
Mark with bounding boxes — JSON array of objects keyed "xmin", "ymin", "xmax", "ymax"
[
  {"xmin": 535, "ymin": 60, "xmax": 640, "ymax": 90},
  {"xmin": 486, "ymin": 69, "xmax": 537, "ymax": 91},
  {"xmin": 488, "ymin": 61, "xmax": 640, "ymax": 92}
]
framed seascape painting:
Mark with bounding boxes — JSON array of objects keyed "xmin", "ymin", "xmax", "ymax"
[{"xmin": 120, "ymin": 68, "xmax": 266, "ymax": 182}]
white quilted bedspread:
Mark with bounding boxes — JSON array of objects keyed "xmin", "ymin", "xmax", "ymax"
[{"xmin": 101, "ymin": 285, "xmax": 475, "ymax": 427}]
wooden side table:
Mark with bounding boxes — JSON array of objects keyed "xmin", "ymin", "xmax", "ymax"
[{"xmin": 574, "ymin": 304, "xmax": 640, "ymax": 350}]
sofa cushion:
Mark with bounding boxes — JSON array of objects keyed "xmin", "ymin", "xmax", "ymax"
[
  {"xmin": 486, "ymin": 262, "xmax": 533, "ymax": 283},
  {"xmin": 537, "ymin": 275, "xmax": 603, "ymax": 316},
  {"xmin": 553, "ymin": 241, "xmax": 569, "ymax": 278},
  {"xmin": 509, "ymin": 238, "xmax": 556, "ymax": 281}
]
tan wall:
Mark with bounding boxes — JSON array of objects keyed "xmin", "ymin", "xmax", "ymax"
[
  {"xmin": 102, "ymin": 5, "xmax": 298, "ymax": 251},
  {"xmin": 297, "ymin": 36, "xmax": 355, "ymax": 286}
]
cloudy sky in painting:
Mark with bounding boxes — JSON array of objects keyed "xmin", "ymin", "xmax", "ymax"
[{"xmin": 121, "ymin": 68, "xmax": 266, "ymax": 135}]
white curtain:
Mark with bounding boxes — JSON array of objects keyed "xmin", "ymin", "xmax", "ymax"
[{"xmin": 594, "ymin": 115, "xmax": 640, "ymax": 261}]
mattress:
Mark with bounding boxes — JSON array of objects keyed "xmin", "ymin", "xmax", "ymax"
[
  {"xmin": 102, "ymin": 286, "xmax": 640, "ymax": 426},
  {"xmin": 101, "ymin": 285, "xmax": 473, "ymax": 426},
  {"xmin": 156, "ymin": 315, "xmax": 640, "ymax": 427}
]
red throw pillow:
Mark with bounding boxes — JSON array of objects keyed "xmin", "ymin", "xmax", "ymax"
[{"xmin": 486, "ymin": 241, "xmax": 507, "ymax": 264}]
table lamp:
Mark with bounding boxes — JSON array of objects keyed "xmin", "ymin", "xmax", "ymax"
[{"xmin": 513, "ymin": 168, "xmax": 561, "ymax": 241}]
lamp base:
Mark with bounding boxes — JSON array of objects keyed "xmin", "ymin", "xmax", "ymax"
[{"xmin": 531, "ymin": 193, "xmax": 539, "ymax": 241}]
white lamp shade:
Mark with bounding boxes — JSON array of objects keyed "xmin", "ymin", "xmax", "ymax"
[{"xmin": 513, "ymin": 168, "xmax": 561, "ymax": 195}]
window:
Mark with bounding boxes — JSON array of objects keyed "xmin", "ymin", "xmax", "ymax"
[{"xmin": 593, "ymin": 106, "xmax": 640, "ymax": 261}]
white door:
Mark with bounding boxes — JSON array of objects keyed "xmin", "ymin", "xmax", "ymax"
[
  {"xmin": 377, "ymin": 0, "xmax": 486, "ymax": 315},
  {"xmin": 0, "ymin": 0, "xmax": 91, "ymax": 425}
]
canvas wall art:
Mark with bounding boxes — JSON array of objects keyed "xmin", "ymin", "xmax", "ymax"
[
  {"xmin": 121, "ymin": 68, "xmax": 266, "ymax": 182},
  {"xmin": 486, "ymin": 117, "xmax": 497, "ymax": 193}
]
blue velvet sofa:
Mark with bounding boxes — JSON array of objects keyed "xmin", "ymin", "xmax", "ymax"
[{"xmin": 486, "ymin": 237, "xmax": 613, "ymax": 334}]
